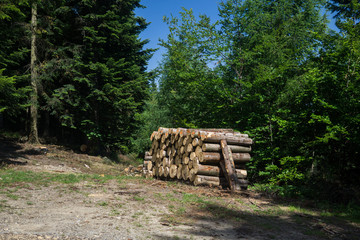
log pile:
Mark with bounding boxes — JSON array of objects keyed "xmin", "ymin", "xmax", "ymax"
[{"xmin": 143, "ymin": 127, "xmax": 253, "ymax": 191}]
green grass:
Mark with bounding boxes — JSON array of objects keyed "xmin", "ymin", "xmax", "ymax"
[
  {"xmin": 0, "ymin": 169, "xmax": 137, "ymax": 188},
  {"xmin": 133, "ymin": 195, "xmax": 145, "ymax": 201},
  {"xmin": 250, "ymin": 183, "xmax": 360, "ymax": 223},
  {"xmin": 110, "ymin": 208, "xmax": 121, "ymax": 216},
  {"xmin": 303, "ymin": 229, "xmax": 327, "ymax": 238},
  {"xmin": 181, "ymin": 193, "xmax": 206, "ymax": 205},
  {"xmin": 316, "ymin": 201, "xmax": 360, "ymax": 223},
  {"xmin": 98, "ymin": 201, "xmax": 108, "ymax": 207},
  {"xmin": 0, "ymin": 200, "xmax": 8, "ymax": 211}
]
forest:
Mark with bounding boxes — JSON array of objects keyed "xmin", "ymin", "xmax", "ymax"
[{"xmin": 0, "ymin": 0, "xmax": 359, "ymax": 204}]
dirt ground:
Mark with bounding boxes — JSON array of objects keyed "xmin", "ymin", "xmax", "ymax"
[{"xmin": 0, "ymin": 140, "xmax": 359, "ymax": 240}]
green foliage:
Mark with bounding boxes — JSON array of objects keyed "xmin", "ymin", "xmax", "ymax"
[
  {"xmin": 158, "ymin": 9, "xmax": 226, "ymax": 128},
  {"xmin": 0, "ymin": 0, "xmax": 152, "ymax": 152},
  {"xmin": 156, "ymin": 0, "xmax": 360, "ymax": 203},
  {"xmin": 130, "ymin": 88, "xmax": 171, "ymax": 154},
  {"xmin": 0, "ymin": 69, "xmax": 29, "ymax": 114}
]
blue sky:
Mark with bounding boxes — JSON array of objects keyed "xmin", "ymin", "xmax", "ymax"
[
  {"xmin": 136, "ymin": 0, "xmax": 337, "ymax": 71},
  {"xmin": 136, "ymin": 0, "xmax": 221, "ymax": 71}
]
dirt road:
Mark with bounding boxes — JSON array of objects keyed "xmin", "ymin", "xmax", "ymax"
[{"xmin": 0, "ymin": 140, "xmax": 359, "ymax": 239}]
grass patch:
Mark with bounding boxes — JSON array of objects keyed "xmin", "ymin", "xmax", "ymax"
[
  {"xmin": 133, "ymin": 195, "xmax": 145, "ymax": 201},
  {"xmin": 0, "ymin": 200, "xmax": 8, "ymax": 211},
  {"xmin": 153, "ymin": 192, "xmax": 165, "ymax": 200},
  {"xmin": 250, "ymin": 183, "xmax": 300, "ymax": 198},
  {"xmin": 0, "ymin": 169, "xmax": 126, "ymax": 188},
  {"xmin": 316, "ymin": 201, "xmax": 360, "ymax": 223},
  {"xmin": 98, "ymin": 201, "xmax": 108, "ymax": 207},
  {"xmin": 110, "ymin": 208, "xmax": 120, "ymax": 216},
  {"xmin": 5, "ymin": 193, "xmax": 19, "ymax": 200},
  {"xmin": 181, "ymin": 193, "xmax": 206, "ymax": 205}
]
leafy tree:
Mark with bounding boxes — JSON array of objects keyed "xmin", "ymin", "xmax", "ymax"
[
  {"xmin": 158, "ymin": 1, "xmax": 329, "ymax": 185},
  {"xmin": 214, "ymin": 0, "xmax": 329, "ymax": 185},
  {"xmin": 131, "ymin": 80, "xmax": 172, "ymax": 155},
  {"xmin": 158, "ymin": 9, "xmax": 226, "ymax": 128}
]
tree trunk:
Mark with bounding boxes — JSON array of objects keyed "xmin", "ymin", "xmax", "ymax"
[
  {"xmin": 196, "ymin": 164, "xmax": 247, "ymax": 178},
  {"xmin": 169, "ymin": 165, "xmax": 178, "ymax": 178},
  {"xmin": 200, "ymin": 132, "xmax": 252, "ymax": 145},
  {"xmin": 28, "ymin": 2, "xmax": 39, "ymax": 144},
  {"xmin": 194, "ymin": 175, "xmax": 249, "ymax": 187},
  {"xmin": 220, "ymin": 140, "xmax": 241, "ymax": 191},
  {"xmin": 202, "ymin": 143, "xmax": 251, "ymax": 153},
  {"xmin": 198, "ymin": 152, "xmax": 251, "ymax": 163}
]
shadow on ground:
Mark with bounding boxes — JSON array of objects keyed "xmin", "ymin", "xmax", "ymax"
[
  {"xmin": 0, "ymin": 140, "xmax": 34, "ymax": 165},
  {"xmin": 152, "ymin": 193, "xmax": 360, "ymax": 240}
]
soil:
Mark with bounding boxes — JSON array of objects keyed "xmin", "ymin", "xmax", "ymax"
[{"xmin": 0, "ymin": 140, "xmax": 359, "ymax": 240}]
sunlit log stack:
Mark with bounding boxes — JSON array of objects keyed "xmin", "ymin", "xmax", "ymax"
[{"xmin": 143, "ymin": 127, "xmax": 253, "ymax": 190}]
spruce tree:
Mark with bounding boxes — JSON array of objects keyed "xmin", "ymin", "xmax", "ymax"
[{"xmin": 46, "ymin": 0, "xmax": 152, "ymax": 152}]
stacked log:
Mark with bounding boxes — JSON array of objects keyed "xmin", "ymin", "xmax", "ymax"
[{"xmin": 144, "ymin": 127, "xmax": 253, "ymax": 190}]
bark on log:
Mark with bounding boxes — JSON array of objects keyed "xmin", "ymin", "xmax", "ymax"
[
  {"xmin": 194, "ymin": 175, "xmax": 221, "ymax": 186},
  {"xmin": 220, "ymin": 139, "xmax": 241, "ymax": 191},
  {"xmin": 202, "ymin": 143, "xmax": 251, "ymax": 153},
  {"xmin": 196, "ymin": 164, "xmax": 247, "ymax": 178},
  {"xmin": 200, "ymin": 132, "xmax": 252, "ymax": 145},
  {"xmin": 144, "ymin": 155, "xmax": 152, "ymax": 161},
  {"xmin": 198, "ymin": 152, "xmax": 251, "ymax": 163},
  {"xmin": 194, "ymin": 175, "xmax": 248, "ymax": 187},
  {"xmin": 150, "ymin": 131, "xmax": 157, "ymax": 141}
]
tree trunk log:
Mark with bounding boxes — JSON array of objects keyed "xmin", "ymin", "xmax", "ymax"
[
  {"xmin": 144, "ymin": 155, "xmax": 152, "ymax": 161},
  {"xmin": 220, "ymin": 139, "xmax": 241, "ymax": 191},
  {"xmin": 198, "ymin": 152, "xmax": 251, "ymax": 163},
  {"xmin": 200, "ymin": 132, "xmax": 252, "ymax": 145},
  {"xmin": 189, "ymin": 169, "xmax": 196, "ymax": 182},
  {"xmin": 182, "ymin": 165, "xmax": 190, "ymax": 180},
  {"xmin": 176, "ymin": 164, "xmax": 183, "ymax": 179},
  {"xmin": 147, "ymin": 161, "xmax": 153, "ymax": 171},
  {"xmin": 194, "ymin": 175, "xmax": 248, "ymax": 187},
  {"xmin": 169, "ymin": 165, "xmax": 177, "ymax": 178},
  {"xmin": 164, "ymin": 166, "xmax": 169, "ymax": 178},
  {"xmin": 196, "ymin": 164, "xmax": 247, "ymax": 178},
  {"xmin": 202, "ymin": 143, "xmax": 251, "ymax": 153}
]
